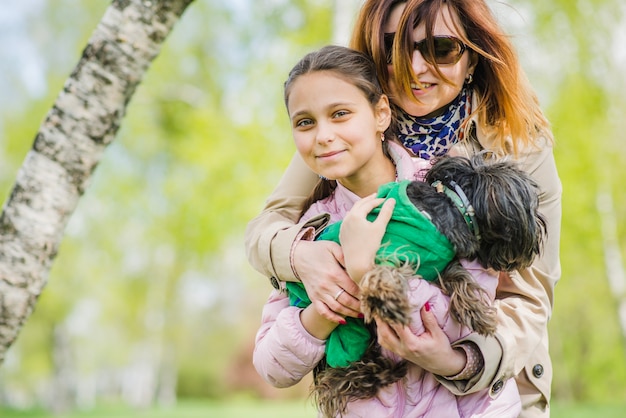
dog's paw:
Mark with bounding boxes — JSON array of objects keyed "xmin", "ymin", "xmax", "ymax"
[{"xmin": 360, "ymin": 265, "xmax": 411, "ymax": 325}]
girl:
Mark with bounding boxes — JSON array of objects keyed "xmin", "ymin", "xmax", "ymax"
[
  {"xmin": 253, "ymin": 44, "xmax": 524, "ymax": 418},
  {"xmin": 246, "ymin": 2, "xmax": 561, "ymax": 416}
]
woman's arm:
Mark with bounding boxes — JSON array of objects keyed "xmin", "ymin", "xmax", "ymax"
[
  {"xmin": 245, "ymin": 152, "xmax": 361, "ymax": 321},
  {"xmin": 245, "ymin": 152, "xmax": 321, "ymax": 281}
]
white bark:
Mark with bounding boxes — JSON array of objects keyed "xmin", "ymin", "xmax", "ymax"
[
  {"xmin": 332, "ymin": 0, "xmax": 363, "ymax": 45},
  {"xmin": 0, "ymin": 0, "xmax": 194, "ymax": 364},
  {"xmin": 333, "ymin": 0, "xmax": 363, "ymax": 46},
  {"xmin": 597, "ymin": 191, "xmax": 626, "ymax": 339},
  {"xmin": 50, "ymin": 324, "xmax": 75, "ymax": 414}
]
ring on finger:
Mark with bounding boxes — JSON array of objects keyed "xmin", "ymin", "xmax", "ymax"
[{"xmin": 333, "ymin": 288, "xmax": 346, "ymax": 301}]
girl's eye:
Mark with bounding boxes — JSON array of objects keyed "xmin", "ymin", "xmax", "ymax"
[
  {"xmin": 333, "ymin": 110, "xmax": 350, "ymax": 118},
  {"xmin": 295, "ymin": 118, "xmax": 313, "ymax": 127}
]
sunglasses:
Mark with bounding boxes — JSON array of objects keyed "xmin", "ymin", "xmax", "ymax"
[{"xmin": 384, "ymin": 33, "xmax": 467, "ymax": 65}]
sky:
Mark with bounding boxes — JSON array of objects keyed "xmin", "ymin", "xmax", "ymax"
[{"xmin": 0, "ymin": 0, "xmax": 48, "ymax": 100}]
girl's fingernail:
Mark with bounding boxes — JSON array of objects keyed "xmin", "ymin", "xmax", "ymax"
[
  {"xmin": 424, "ymin": 302, "xmax": 430, "ymax": 312},
  {"xmin": 358, "ymin": 313, "xmax": 365, "ymax": 319},
  {"xmin": 339, "ymin": 319, "xmax": 347, "ymax": 325}
]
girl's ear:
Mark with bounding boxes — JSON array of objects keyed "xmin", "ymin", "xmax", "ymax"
[{"xmin": 375, "ymin": 95, "xmax": 392, "ymax": 132}]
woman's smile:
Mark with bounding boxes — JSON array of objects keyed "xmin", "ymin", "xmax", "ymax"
[{"xmin": 411, "ymin": 82, "xmax": 435, "ymax": 96}]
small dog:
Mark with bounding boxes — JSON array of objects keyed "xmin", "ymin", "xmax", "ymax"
[{"xmin": 314, "ymin": 154, "xmax": 547, "ymax": 418}]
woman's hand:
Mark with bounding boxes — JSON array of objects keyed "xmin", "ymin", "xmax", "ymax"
[
  {"xmin": 339, "ymin": 195, "xmax": 395, "ymax": 282},
  {"xmin": 292, "ymin": 239, "xmax": 361, "ymax": 323},
  {"xmin": 375, "ymin": 304, "xmax": 466, "ymax": 377}
]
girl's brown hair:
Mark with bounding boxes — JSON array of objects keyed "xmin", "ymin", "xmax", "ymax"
[{"xmin": 350, "ymin": 0, "xmax": 552, "ymax": 155}]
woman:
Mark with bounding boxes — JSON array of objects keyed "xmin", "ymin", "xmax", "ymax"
[{"xmin": 246, "ymin": 1, "xmax": 561, "ymax": 417}]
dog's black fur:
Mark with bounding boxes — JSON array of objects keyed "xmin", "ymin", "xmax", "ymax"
[
  {"xmin": 314, "ymin": 154, "xmax": 547, "ymax": 418},
  {"xmin": 422, "ymin": 154, "xmax": 547, "ymax": 272}
]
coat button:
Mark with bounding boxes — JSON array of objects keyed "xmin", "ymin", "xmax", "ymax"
[
  {"xmin": 532, "ymin": 364, "xmax": 544, "ymax": 378},
  {"xmin": 270, "ymin": 276, "xmax": 280, "ymax": 290},
  {"xmin": 491, "ymin": 379, "xmax": 504, "ymax": 395}
]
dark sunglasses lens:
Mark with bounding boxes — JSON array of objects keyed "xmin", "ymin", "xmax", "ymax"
[
  {"xmin": 428, "ymin": 37, "xmax": 464, "ymax": 64},
  {"xmin": 384, "ymin": 33, "xmax": 394, "ymax": 63},
  {"xmin": 385, "ymin": 34, "xmax": 465, "ymax": 65}
]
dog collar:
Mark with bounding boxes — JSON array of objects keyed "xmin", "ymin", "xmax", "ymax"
[{"xmin": 432, "ymin": 180, "xmax": 481, "ymax": 241}]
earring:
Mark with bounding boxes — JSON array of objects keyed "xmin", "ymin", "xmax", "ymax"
[
  {"xmin": 380, "ymin": 132, "xmax": 385, "ymax": 142},
  {"xmin": 465, "ymin": 73, "xmax": 473, "ymax": 85}
]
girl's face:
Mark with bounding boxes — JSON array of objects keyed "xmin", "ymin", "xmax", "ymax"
[
  {"xmin": 287, "ymin": 71, "xmax": 392, "ymax": 196},
  {"xmin": 384, "ymin": 3, "xmax": 475, "ymax": 117}
]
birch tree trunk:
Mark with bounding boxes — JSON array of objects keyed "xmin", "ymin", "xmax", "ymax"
[
  {"xmin": 332, "ymin": 0, "xmax": 362, "ymax": 45},
  {"xmin": 597, "ymin": 191, "xmax": 626, "ymax": 343},
  {"xmin": 0, "ymin": 0, "xmax": 194, "ymax": 365}
]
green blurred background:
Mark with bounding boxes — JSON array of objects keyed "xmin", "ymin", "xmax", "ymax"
[{"xmin": 0, "ymin": 0, "xmax": 625, "ymax": 415}]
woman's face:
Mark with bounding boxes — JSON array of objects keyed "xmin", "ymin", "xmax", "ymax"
[{"xmin": 384, "ymin": 3, "xmax": 475, "ymax": 117}]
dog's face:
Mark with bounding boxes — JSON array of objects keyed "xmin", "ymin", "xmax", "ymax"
[{"xmin": 422, "ymin": 155, "xmax": 547, "ymax": 271}]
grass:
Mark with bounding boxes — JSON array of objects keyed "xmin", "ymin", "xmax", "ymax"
[
  {"xmin": 0, "ymin": 399, "xmax": 316, "ymax": 418},
  {"xmin": 1, "ymin": 398, "xmax": 625, "ymax": 418}
]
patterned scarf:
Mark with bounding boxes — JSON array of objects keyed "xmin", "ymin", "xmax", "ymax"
[{"xmin": 396, "ymin": 87, "xmax": 472, "ymax": 160}]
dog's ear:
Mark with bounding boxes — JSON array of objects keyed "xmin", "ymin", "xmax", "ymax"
[{"xmin": 467, "ymin": 157, "xmax": 547, "ymax": 271}]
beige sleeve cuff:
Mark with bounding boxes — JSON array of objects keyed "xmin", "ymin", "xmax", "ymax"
[
  {"xmin": 445, "ymin": 342, "xmax": 484, "ymax": 381},
  {"xmin": 289, "ymin": 226, "xmax": 317, "ymax": 281},
  {"xmin": 435, "ymin": 333, "xmax": 503, "ymax": 395},
  {"xmin": 268, "ymin": 213, "xmax": 330, "ymax": 283}
]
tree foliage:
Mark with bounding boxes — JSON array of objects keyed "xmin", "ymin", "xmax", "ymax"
[{"xmin": 511, "ymin": 0, "xmax": 626, "ymax": 402}]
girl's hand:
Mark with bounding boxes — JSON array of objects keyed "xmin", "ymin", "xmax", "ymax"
[
  {"xmin": 375, "ymin": 304, "xmax": 466, "ymax": 376},
  {"xmin": 292, "ymin": 240, "xmax": 361, "ymax": 323},
  {"xmin": 339, "ymin": 195, "xmax": 395, "ymax": 282}
]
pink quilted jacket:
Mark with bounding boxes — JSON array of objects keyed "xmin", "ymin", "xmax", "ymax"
[{"xmin": 253, "ymin": 142, "xmax": 521, "ymax": 417}]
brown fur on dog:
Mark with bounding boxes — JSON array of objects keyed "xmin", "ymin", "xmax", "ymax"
[
  {"xmin": 361, "ymin": 261, "xmax": 496, "ymax": 336},
  {"xmin": 360, "ymin": 262, "xmax": 413, "ymax": 326},
  {"xmin": 313, "ymin": 342, "xmax": 407, "ymax": 418}
]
